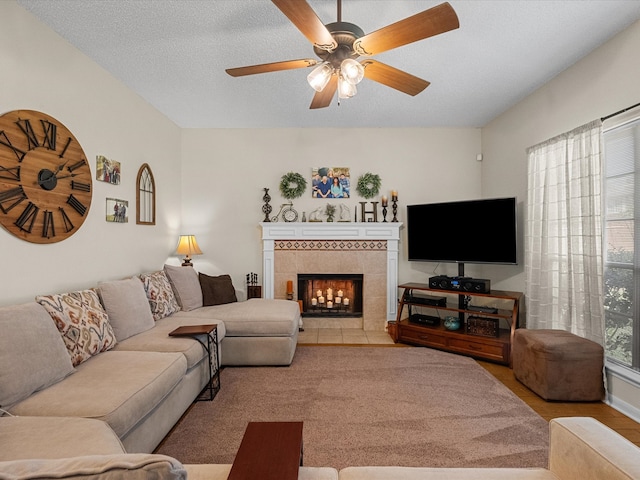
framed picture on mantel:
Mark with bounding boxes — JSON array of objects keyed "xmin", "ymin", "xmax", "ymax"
[{"xmin": 312, "ymin": 167, "xmax": 350, "ymax": 199}]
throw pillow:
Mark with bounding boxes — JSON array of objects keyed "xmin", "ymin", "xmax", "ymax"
[
  {"xmin": 199, "ymin": 273, "xmax": 238, "ymax": 306},
  {"xmin": 0, "ymin": 302, "xmax": 75, "ymax": 408},
  {"xmin": 138, "ymin": 270, "xmax": 180, "ymax": 321},
  {"xmin": 36, "ymin": 289, "xmax": 117, "ymax": 367},
  {"xmin": 163, "ymin": 264, "xmax": 203, "ymax": 311},
  {"xmin": 98, "ymin": 277, "xmax": 155, "ymax": 341}
]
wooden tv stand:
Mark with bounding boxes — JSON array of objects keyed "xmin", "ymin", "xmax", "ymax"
[{"xmin": 394, "ymin": 283, "xmax": 521, "ymax": 366}]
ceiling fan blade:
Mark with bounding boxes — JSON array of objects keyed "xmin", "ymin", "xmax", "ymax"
[
  {"xmin": 310, "ymin": 75, "xmax": 338, "ymax": 109},
  {"xmin": 226, "ymin": 59, "xmax": 318, "ymax": 77},
  {"xmin": 362, "ymin": 60, "xmax": 430, "ymax": 96},
  {"xmin": 353, "ymin": 2, "xmax": 459, "ymax": 56},
  {"xmin": 272, "ymin": 0, "xmax": 337, "ymax": 52}
]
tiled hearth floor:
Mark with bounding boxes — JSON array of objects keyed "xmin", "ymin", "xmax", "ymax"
[{"xmin": 298, "ymin": 328, "xmax": 395, "ymax": 345}]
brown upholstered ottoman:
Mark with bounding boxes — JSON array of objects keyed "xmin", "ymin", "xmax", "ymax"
[{"xmin": 513, "ymin": 329, "xmax": 605, "ymax": 401}]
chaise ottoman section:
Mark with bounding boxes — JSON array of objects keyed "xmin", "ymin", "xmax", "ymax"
[{"xmin": 172, "ymin": 298, "xmax": 300, "ymax": 366}]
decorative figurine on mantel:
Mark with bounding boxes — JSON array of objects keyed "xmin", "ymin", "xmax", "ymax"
[
  {"xmin": 338, "ymin": 204, "xmax": 351, "ymax": 222},
  {"xmin": 309, "ymin": 205, "xmax": 324, "ymax": 222}
]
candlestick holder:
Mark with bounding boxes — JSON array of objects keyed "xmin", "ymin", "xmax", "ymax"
[
  {"xmin": 391, "ymin": 199, "xmax": 398, "ymax": 222},
  {"xmin": 359, "ymin": 201, "xmax": 379, "ymax": 222},
  {"xmin": 262, "ymin": 188, "xmax": 272, "ymax": 222},
  {"xmin": 382, "ymin": 205, "xmax": 388, "ymax": 222}
]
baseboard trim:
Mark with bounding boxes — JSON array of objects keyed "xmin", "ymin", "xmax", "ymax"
[{"xmin": 605, "ymin": 362, "xmax": 640, "ymax": 423}]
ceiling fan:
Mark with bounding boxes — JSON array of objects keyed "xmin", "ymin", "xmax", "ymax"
[{"xmin": 226, "ymin": 0, "xmax": 459, "ymax": 109}]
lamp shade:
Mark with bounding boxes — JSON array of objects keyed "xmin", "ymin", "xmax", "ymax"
[
  {"xmin": 340, "ymin": 58, "xmax": 364, "ymax": 85},
  {"xmin": 307, "ymin": 62, "xmax": 333, "ymax": 92},
  {"xmin": 175, "ymin": 235, "xmax": 203, "ymax": 266},
  {"xmin": 338, "ymin": 76, "xmax": 357, "ymax": 99}
]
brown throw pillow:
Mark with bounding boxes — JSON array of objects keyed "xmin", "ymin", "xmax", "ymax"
[{"xmin": 199, "ymin": 273, "xmax": 237, "ymax": 306}]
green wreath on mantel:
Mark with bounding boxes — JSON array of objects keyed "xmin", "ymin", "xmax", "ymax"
[
  {"xmin": 279, "ymin": 171, "xmax": 307, "ymax": 199},
  {"xmin": 356, "ymin": 172, "xmax": 382, "ymax": 199}
]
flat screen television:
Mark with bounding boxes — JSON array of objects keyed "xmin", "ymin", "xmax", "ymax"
[{"xmin": 407, "ymin": 197, "xmax": 518, "ymax": 266}]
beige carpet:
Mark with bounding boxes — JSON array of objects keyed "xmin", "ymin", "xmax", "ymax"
[{"xmin": 156, "ymin": 346, "xmax": 548, "ymax": 470}]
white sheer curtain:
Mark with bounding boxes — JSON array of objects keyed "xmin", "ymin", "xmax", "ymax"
[{"xmin": 525, "ymin": 119, "xmax": 605, "ymax": 345}]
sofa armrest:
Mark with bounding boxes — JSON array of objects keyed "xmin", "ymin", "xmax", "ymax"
[{"xmin": 549, "ymin": 417, "xmax": 640, "ymax": 480}]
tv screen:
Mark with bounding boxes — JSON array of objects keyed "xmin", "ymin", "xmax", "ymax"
[{"xmin": 407, "ymin": 197, "xmax": 518, "ymax": 265}]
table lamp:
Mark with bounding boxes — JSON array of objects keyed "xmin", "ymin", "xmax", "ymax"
[{"xmin": 175, "ymin": 235, "xmax": 203, "ymax": 266}]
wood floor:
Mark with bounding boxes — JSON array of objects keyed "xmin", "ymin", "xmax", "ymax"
[{"xmin": 478, "ymin": 360, "xmax": 640, "ymax": 448}]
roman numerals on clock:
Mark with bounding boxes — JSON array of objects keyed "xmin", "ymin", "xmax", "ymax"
[
  {"xmin": 0, "ymin": 110, "xmax": 92, "ymax": 243},
  {"xmin": 67, "ymin": 194, "xmax": 87, "ymax": 216},
  {"xmin": 0, "ymin": 186, "xmax": 27, "ymax": 213}
]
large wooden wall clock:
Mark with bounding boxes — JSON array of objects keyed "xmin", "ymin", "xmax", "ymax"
[{"xmin": 0, "ymin": 110, "xmax": 92, "ymax": 243}]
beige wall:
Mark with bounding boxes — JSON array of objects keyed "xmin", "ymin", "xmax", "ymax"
[
  {"xmin": 0, "ymin": 1, "xmax": 182, "ymax": 305},
  {"xmin": 482, "ymin": 19, "xmax": 640, "ymax": 419},
  {"xmin": 180, "ymin": 127, "xmax": 483, "ymax": 291}
]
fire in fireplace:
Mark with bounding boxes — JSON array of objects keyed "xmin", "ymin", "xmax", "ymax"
[{"xmin": 298, "ymin": 274, "xmax": 363, "ymax": 317}]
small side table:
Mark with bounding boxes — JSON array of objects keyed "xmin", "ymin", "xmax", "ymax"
[
  {"xmin": 247, "ymin": 285, "xmax": 262, "ymax": 299},
  {"xmin": 169, "ymin": 324, "xmax": 220, "ymax": 401}
]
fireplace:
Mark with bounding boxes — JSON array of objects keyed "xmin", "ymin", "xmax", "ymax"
[
  {"xmin": 298, "ymin": 274, "xmax": 363, "ymax": 317},
  {"xmin": 260, "ymin": 222, "xmax": 402, "ymax": 331}
]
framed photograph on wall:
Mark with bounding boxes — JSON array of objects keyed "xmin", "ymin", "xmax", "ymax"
[
  {"xmin": 312, "ymin": 167, "xmax": 350, "ymax": 198},
  {"xmin": 106, "ymin": 198, "xmax": 128, "ymax": 223},
  {"xmin": 96, "ymin": 155, "xmax": 121, "ymax": 185}
]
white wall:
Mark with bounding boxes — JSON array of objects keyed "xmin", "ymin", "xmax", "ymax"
[
  {"xmin": 481, "ymin": 19, "xmax": 640, "ymax": 420},
  {"xmin": 0, "ymin": 1, "xmax": 182, "ymax": 306},
  {"xmin": 180, "ymin": 128, "xmax": 483, "ymax": 290}
]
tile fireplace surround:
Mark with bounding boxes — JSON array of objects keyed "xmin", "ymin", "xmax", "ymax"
[{"xmin": 260, "ymin": 222, "xmax": 402, "ymax": 331}]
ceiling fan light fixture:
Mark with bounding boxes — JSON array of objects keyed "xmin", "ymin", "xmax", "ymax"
[
  {"xmin": 307, "ymin": 62, "xmax": 334, "ymax": 92},
  {"xmin": 340, "ymin": 58, "xmax": 364, "ymax": 85},
  {"xmin": 338, "ymin": 75, "xmax": 357, "ymax": 99}
]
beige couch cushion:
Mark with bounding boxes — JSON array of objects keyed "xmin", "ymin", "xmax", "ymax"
[
  {"xmin": 98, "ymin": 277, "xmax": 155, "ymax": 341},
  {"xmin": 337, "ymin": 467, "xmax": 555, "ymax": 480},
  {"xmin": 8, "ymin": 351, "xmax": 186, "ymax": 439},
  {"xmin": 0, "ymin": 454, "xmax": 186, "ymax": 479},
  {"xmin": 172, "ymin": 299, "xmax": 299, "ymax": 337},
  {"xmin": 164, "ymin": 264, "xmax": 203, "ymax": 311},
  {"xmin": 0, "ymin": 302, "xmax": 75, "ymax": 408},
  {"xmin": 113, "ymin": 314, "xmax": 225, "ymax": 370},
  {"xmin": 36, "ymin": 289, "xmax": 117, "ymax": 366},
  {"xmin": 0, "ymin": 416, "xmax": 125, "ymax": 461}
]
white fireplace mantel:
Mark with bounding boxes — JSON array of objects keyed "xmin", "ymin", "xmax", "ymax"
[{"xmin": 260, "ymin": 222, "xmax": 403, "ymax": 321}]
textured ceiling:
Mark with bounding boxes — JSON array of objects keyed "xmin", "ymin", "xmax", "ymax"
[{"xmin": 16, "ymin": 0, "xmax": 640, "ymax": 128}]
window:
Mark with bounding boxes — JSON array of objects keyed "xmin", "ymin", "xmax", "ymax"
[
  {"xmin": 603, "ymin": 117, "xmax": 640, "ymax": 371},
  {"xmin": 136, "ymin": 163, "xmax": 155, "ymax": 225}
]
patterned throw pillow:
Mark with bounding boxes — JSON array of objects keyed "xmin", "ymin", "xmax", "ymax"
[
  {"xmin": 138, "ymin": 271, "xmax": 181, "ymax": 321},
  {"xmin": 36, "ymin": 289, "xmax": 117, "ymax": 367}
]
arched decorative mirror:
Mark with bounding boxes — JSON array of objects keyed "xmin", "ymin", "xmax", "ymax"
[{"xmin": 136, "ymin": 163, "xmax": 156, "ymax": 225}]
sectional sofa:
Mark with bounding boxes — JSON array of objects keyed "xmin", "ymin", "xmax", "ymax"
[
  {"xmin": 2, "ymin": 265, "xmax": 640, "ymax": 479},
  {"xmin": 0, "ymin": 265, "xmax": 300, "ymax": 454},
  {"xmin": 1, "ymin": 417, "xmax": 638, "ymax": 479}
]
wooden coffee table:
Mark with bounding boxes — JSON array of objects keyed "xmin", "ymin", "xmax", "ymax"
[{"xmin": 228, "ymin": 421, "xmax": 304, "ymax": 480}]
